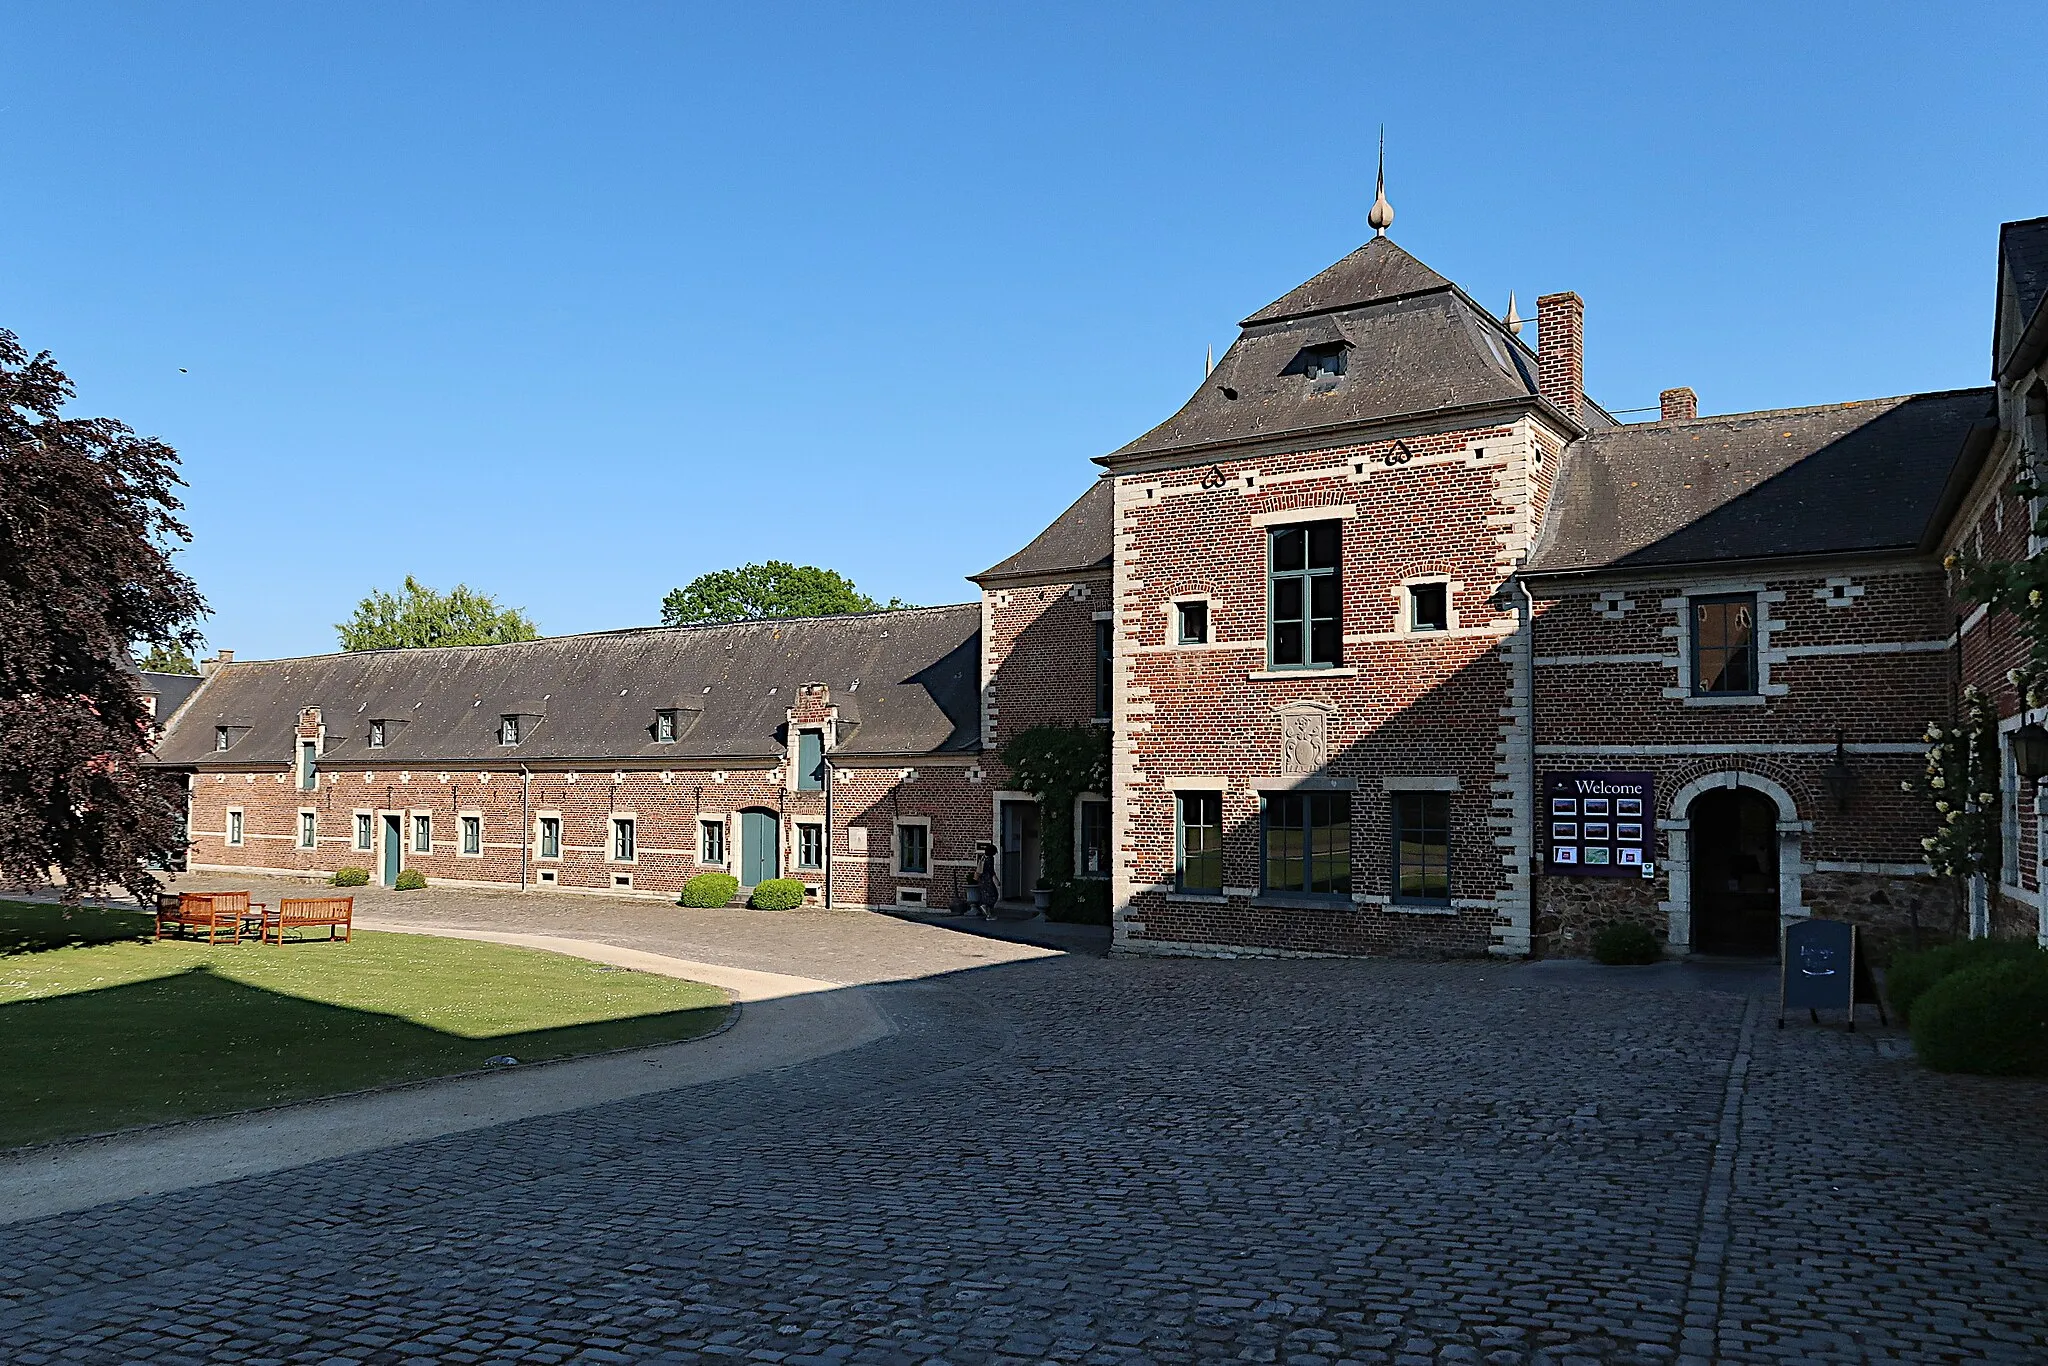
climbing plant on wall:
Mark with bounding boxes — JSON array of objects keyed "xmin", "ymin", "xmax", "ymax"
[
  {"xmin": 998, "ymin": 723, "xmax": 1111, "ymax": 922},
  {"xmin": 1905, "ymin": 684, "xmax": 2001, "ymax": 880}
]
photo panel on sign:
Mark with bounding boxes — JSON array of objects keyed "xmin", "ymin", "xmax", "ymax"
[
  {"xmin": 1619, "ymin": 847, "xmax": 1642, "ymax": 865},
  {"xmin": 1553, "ymin": 846, "xmax": 1578, "ymax": 863},
  {"xmin": 1584, "ymin": 823, "xmax": 1610, "ymax": 841},
  {"xmin": 1616, "ymin": 798, "xmax": 1642, "ymax": 817},
  {"xmin": 1551, "ymin": 822, "xmax": 1577, "ymax": 840},
  {"xmin": 1584, "ymin": 847, "xmax": 1610, "ymax": 865},
  {"xmin": 1583, "ymin": 798, "xmax": 1610, "ymax": 816},
  {"xmin": 1551, "ymin": 798, "xmax": 1576, "ymax": 816},
  {"xmin": 1617, "ymin": 823, "xmax": 1642, "ymax": 841}
]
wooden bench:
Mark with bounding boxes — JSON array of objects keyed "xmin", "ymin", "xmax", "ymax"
[
  {"xmin": 265, "ymin": 896, "xmax": 354, "ymax": 944},
  {"xmin": 156, "ymin": 891, "xmax": 262, "ymax": 945}
]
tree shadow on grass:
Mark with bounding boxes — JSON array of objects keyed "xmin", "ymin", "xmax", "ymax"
[
  {"xmin": 0, "ymin": 900, "xmax": 154, "ymax": 956},
  {"xmin": 0, "ymin": 964, "xmax": 728, "ymax": 1149}
]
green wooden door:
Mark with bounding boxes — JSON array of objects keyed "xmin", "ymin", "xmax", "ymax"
[
  {"xmin": 382, "ymin": 814, "xmax": 402, "ymax": 885},
  {"xmin": 741, "ymin": 809, "xmax": 779, "ymax": 886}
]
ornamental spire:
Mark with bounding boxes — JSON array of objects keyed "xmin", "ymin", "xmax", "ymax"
[{"xmin": 1368, "ymin": 127, "xmax": 1394, "ymax": 236}]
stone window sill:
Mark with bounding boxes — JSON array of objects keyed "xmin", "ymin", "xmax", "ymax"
[
  {"xmin": 1247, "ymin": 668, "xmax": 1360, "ymax": 681},
  {"xmin": 1385, "ymin": 901, "xmax": 1458, "ymax": 916},
  {"xmin": 1251, "ymin": 894, "xmax": 1351, "ymax": 911},
  {"xmin": 1165, "ymin": 891, "xmax": 1227, "ymax": 905}
]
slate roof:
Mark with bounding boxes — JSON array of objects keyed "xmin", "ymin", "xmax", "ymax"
[
  {"xmin": 139, "ymin": 670, "xmax": 203, "ymax": 720},
  {"xmin": 1997, "ymin": 216, "xmax": 2048, "ymax": 379},
  {"xmin": 150, "ymin": 605, "xmax": 983, "ymax": 768},
  {"xmin": 973, "ymin": 478, "xmax": 1113, "ymax": 583},
  {"xmin": 1105, "ymin": 237, "xmax": 1566, "ymax": 464},
  {"xmin": 1525, "ymin": 388, "xmax": 1996, "ymax": 575}
]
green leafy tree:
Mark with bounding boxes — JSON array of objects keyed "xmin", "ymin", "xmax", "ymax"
[
  {"xmin": 660, "ymin": 561, "xmax": 906, "ymax": 627},
  {"xmin": 1, "ymin": 328, "xmax": 206, "ymax": 902},
  {"xmin": 337, "ymin": 576, "xmax": 538, "ymax": 651},
  {"xmin": 999, "ymin": 723, "xmax": 1112, "ymax": 921},
  {"xmin": 135, "ymin": 642, "xmax": 200, "ymax": 675}
]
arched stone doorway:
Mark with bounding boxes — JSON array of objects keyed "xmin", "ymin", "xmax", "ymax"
[
  {"xmin": 1661, "ymin": 772, "xmax": 1808, "ymax": 956},
  {"xmin": 1688, "ymin": 787, "xmax": 1781, "ymax": 955}
]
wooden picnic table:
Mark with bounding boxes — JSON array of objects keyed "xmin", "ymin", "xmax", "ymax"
[{"xmin": 155, "ymin": 890, "xmax": 267, "ymax": 945}]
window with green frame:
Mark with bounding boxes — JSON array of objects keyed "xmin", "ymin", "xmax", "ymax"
[
  {"xmin": 1392, "ymin": 791, "xmax": 1450, "ymax": 905},
  {"xmin": 1176, "ymin": 791, "xmax": 1223, "ymax": 893},
  {"xmin": 1262, "ymin": 791, "xmax": 1349, "ymax": 896},
  {"xmin": 1268, "ymin": 522, "xmax": 1342, "ymax": 668},
  {"xmin": 1094, "ymin": 619, "xmax": 1113, "ymax": 719}
]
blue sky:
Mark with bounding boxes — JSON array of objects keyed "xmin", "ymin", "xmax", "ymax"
[{"xmin": 5, "ymin": 3, "xmax": 2040, "ymax": 660}]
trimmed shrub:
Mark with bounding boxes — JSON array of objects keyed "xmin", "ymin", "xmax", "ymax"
[
  {"xmin": 1047, "ymin": 880, "xmax": 1111, "ymax": 926},
  {"xmin": 1911, "ymin": 952, "xmax": 2048, "ymax": 1076},
  {"xmin": 393, "ymin": 869, "xmax": 427, "ymax": 891},
  {"xmin": 1885, "ymin": 937, "xmax": 2044, "ymax": 1025},
  {"xmin": 748, "ymin": 878, "xmax": 806, "ymax": 911},
  {"xmin": 1590, "ymin": 920, "xmax": 1662, "ymax": 966},
  {"xmin": 678, "ymin": 872, "xmax": 739, "ymax": 908},
  {"xmin": 330, "ymin": 867, "xmax": 370, "ymax": 887}
]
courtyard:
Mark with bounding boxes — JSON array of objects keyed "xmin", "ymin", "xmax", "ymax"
[{"xmin": 0, "ymin": 883, "xmax": 2043, "ymax": 1363}]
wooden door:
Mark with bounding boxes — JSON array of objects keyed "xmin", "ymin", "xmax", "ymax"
[
  {"xmin": 382, "ymin": 814, "xmax": 402, "ymax": 885},
  {"xmin": 741, "ymin": 809, "xmax": 779, "ymax": 886}
]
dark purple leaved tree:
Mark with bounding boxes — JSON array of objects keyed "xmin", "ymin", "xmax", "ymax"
[{"xmin": 0, "ymin": 329, "xmax": 206, "ymax": 902}]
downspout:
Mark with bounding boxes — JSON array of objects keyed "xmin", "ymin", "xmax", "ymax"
[
  {"xmin": 1519, "ymin": 576, "xmax": 1540, "ymax": 954},
  {"xmin": 520, "ymin": 765, "xmax": 531, "ymax": 891},
  {"xmin": 823, "ymin": 751, "xmax": 834, "ymax": 908}
]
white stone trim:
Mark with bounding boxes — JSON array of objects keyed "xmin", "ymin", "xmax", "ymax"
[
  {"xmin": 1247, "ymin": 504, "xmax": 1358, "ymax": 527},
  {"xmin": 1659, "ymin": 771, "xmax": 1806, "ymax": 953},
  {"xmin": 1539, "ymin": 742, "xmax": 1922, "ymax": 756},
  {"xmin": 1163, "ymin": 775, "xmax": 1230, "ymax": 791},
  {"xmin": 1381, "ymin": 775, "xmax": 1461, "ymax": 792}
]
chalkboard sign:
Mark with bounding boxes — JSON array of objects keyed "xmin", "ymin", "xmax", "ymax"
[
  {"xmin": 1779, "ymin": 918, "xmax": 1886, "ymax": 1030},
  {"xmin": 1542, "ymin": 770, "xmax": 1655, "ymax": 878}
]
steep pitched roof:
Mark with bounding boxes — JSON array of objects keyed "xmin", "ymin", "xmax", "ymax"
[
  {"xmin": 1103, "ymin": 236, "xmax": 1568, "ymax": 465},
  {"xmin": 1525, "ymin": 388, "xmax": 1994, "ymax": 575},
  {"xmin": 139, "ymin": 670, "xmax": 203, "ymax": 720},
  {"xmin": 1242, "ymin": 236, "xmax": 1455, "ymax": 324},
  {"xmin": 974, "ymin": 478, "xmax": 1113, "ymax": 583},
  {"xmin": 151, "ymin": 605, "xmax": 982, "ymax": 768},
  {"xmin": 1996, "ymin": 216, "xmax": 2048, "ymax": 380}
]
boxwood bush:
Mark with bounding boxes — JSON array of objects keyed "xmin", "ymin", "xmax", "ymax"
[
  {"xmin": 678, "ymin": 872, "xmax": 739, "ymax": 908},
  {"xmin": 1885, "ymin": 936, "xmax": 2043, "ymax": 1025},
  {"xmin": 748, "ymin": 878, "xmax": 807, "ymax": 911},
  {"xmin": 330, "ymin": 867, "xmax": 370, "ymax": 887},
  {"xmin": 1910, "ymin": 951, "xmax": 2048, "ymax": 1076},
  {"xmin": 393, "ymin": 868, "xmax": 427, "ymax": 891},
  {"xmin": 1047, "ymin": 880, "xmax": 1111, "ymax": 925},
  {"xmin": 1590, "ymin": 920, "xmax": 1662, "ymax": 965}
]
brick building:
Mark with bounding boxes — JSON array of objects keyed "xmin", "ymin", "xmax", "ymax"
[{"xmin": 151, "ymin": 207, "xmax": 2048, "ymax": 957}]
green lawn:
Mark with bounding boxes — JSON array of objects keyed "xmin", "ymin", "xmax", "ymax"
[{"xmin": 0, "ymin": 899, "xmax": 730, "ymax": 1148}]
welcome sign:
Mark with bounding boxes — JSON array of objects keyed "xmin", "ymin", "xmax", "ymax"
[{"xmin": 1543, "ymin": 770, "xmax": 1655, "ymax": 878}]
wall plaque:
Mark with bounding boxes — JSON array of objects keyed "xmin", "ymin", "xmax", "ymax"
[
  {"xmin": 1279, "ymin": 710, "xmax": 1329, "ymax": 775},
  {"xmin": 1542, "ymin": 770, "xmax": 1655, "ymax": 878}
]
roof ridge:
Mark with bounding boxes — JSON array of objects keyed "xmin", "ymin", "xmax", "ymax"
[
  {"xmin": 1596, "ymin": 387, "xmax": 1994, "ymax": 436},
  {"xmin": 211, "ymin": 603, "xmax": 981, "ymax": 668}
]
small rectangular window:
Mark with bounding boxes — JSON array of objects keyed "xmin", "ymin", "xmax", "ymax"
[
  {"xmin": 1263, "ymin": 791, "xmax": 1349, "ymax": 897},
  {"xmin": 796, "ymin": 730, "xmax": 825, "ymax": 791},
  {"xmin": 897, "ymin": 822, "xmax": 929, "ymax": 876},
  {"xmin": 355, "ymin": 812, "xmax": 373, "ymax": 851},
  {"xmin": 1691, "ymin": 595, "xmax": 1758, "ymax": 695},
  {"xmin": 612, "ymin": 817, "xmax": 636, "ymax": 862},
  {"xmin": 1079, "ymin": 799, "xmax": 1110, "ymax": 879},
  {"xmin": 1176, "ymin": 791, "xmax": 1223, "ymax": 894},
  {"xmin": 1269, "ymin": 522, "xmax": 1342, "ymax": 669},
  {"xmin": 501, "ymin": 716, "xmax": 520, "ymax": 745},
  {"xmin": 412, "ymin": 814, "xmax": 432, "ymax": 853},
  {"xmin": 369, "ymin": 720, "xmax": 386, "ymax": 748},
  {"xmin": 1392, "ymin": 792, "xmax": 1450, "ymax": 905},
  {"xmin": 215, "ymin": 726, "xmax": 231, "ymax": 752},
  {"xmin": 1409, "ymin": 582, "xmax": 1448, "ymax": 632},
  {"xmin": 227, "ymin": 809, "xmax": 243, "ymax": 846},
  {"xmin": 298, "ymin": 811, "xmax": 317, "ymax": 849},
  {"xmin": 461, "ymin": 815, "xmax": 482, "ymax": 856},
  {"xmin": 539, "ymin": 817, "xmax": 561, "ymax": 860},
  {"xmin": 655, "ymin": 710, "xmax": 677, "ymax": 743},
  {"xmin": 1094, "ymin": 619, "xmax": 1113, "ymax": 719},
  {"xmin": 299, "ymin": 741, "xmax": 318, "ymax": 791},
  {"xmin": 1176, "ymin": 600, "xmax": 1209, "ymax": 645},
  {"xmin": 797, "ymin": 822, "xmax": 824, "ymax": 870},
  {"xmin": 700, "ymin": 819, "xmax": 725, "ymax": 865}
]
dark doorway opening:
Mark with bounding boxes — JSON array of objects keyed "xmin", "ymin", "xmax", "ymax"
[
  {"xmin": 1690, "ymin": 787, "xmax": 1780, "ymax": 956},
  {"xmin": 998, "ymin": 800, "xmax": 1041, "ymax": 904}
]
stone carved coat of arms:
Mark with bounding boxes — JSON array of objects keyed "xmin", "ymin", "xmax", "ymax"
[{"xmin": 1279, "ymin": 710, "xmax": 1329, "ymax": 775}]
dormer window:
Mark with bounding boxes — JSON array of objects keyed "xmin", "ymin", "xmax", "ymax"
[
  {"xmin": 215, "ymin": 726, "xmax": 231, "ymax": 752},
  {"xmin": 1285, "ymin": 341, "xmax": 1349, "ymax": 381},
  {"xmin": 500, "ymin": 716, "xmax": 521, "ymax": 746},
  {"xmin": 655, "ymin": 710, "xmax": 678, "ymax": 744},
  {"xmin": 369, "ymin": 720, "xmax": 386, "ymax": 749}
]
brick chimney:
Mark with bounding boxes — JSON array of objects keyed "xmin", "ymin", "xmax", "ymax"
[
  {"xmin": 1536, "ymin": 292, "xmax": 1585, "ymax": 422},
  {"xmin": 200, "ymin": 648, "xmax": 234, "ymax": 677},
  {"xmin": 1659, "ymin": 387, "xmax": 1698, "ymax": 422}
]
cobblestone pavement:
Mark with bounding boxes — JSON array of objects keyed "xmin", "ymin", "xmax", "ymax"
[{"xmin": 5, "ymin": 943, "xmax": 2047, "ymax": 1363}]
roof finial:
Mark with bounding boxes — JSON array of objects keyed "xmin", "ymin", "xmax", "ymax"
[
  {"xmin": 1368, "ymin": 126, "xmax": 1394, "ymax": 236},
  {"xmin": 1206, "ymin": 344, "xmax": 1214, "ymax": 376},
  {"xmin": 1504, "ymin": 292, "xmax": 1523, "ymax": 336}
]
